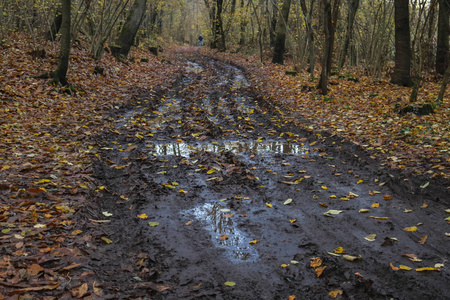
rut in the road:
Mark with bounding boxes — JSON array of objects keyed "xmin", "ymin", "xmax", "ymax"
[{"xmin": 90, "ymin": 52, "xmax": 450, "ymax": 300}]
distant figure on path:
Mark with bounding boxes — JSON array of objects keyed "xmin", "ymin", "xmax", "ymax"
[{"xmin": 198, "ymin": 36, "xmax": 203, "ymax": 46}]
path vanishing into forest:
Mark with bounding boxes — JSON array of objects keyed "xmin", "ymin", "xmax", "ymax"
[
  {"xmin": 82, "ymin": 48, "xmax": 450, "ymax": 299},
  {"xmin": 0, "ymin": 46, "xmax": 449, "ymax": 299}
]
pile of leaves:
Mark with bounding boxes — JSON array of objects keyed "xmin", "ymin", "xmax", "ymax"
[
  {"xmin": 198, "ymin": 47, "xmax": 449, "ymax": 182},
  {"xmin": 0, "ymin": 33, "xmax": 179, "ymax": 297}
]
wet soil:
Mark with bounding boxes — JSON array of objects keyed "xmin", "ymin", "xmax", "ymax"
[{"xmin": 84, "ymin": 49, "xmax": 450, "ymax": 299}]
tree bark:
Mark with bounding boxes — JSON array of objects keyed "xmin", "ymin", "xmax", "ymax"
[
  {"xmin": 211, "ymin": 0, "xmax": 226, "ymax": 51},
  {"xmin": 339, "ymin": 0, "xmax": 360, "ymax": 69},
  {"xmin": 391, "ymin": 0, "xmax": 413, "ymax": 86},
  {"xmin": 111, "ymin": 0, "xmax": 147, "ymax": 58},
  {"xmin": 272, "ymin": 0, "xmax": 292, "ymax": 64},
  {"xmin": 318, "ymin": 0, "xmax": 331, "ymax": 94},
  {"xmin": 52, "ymin": 0, "xmax": 71, "ymax": 86},
  {"xmin": 46, "ymin": 5, "xmax": 62, "ymax": 41},
  {"xmin": 436, "ymin": 0, "xmax": 450, "ymax": 74}
]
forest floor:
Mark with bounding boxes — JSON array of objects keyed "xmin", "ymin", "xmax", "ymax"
[{"xmin": 0, "ymin": 37, "xmax": 449, "ymax": 299}]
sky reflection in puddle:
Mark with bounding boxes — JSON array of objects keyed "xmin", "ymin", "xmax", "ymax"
[
  {"xmin": 148, "ymin": 140, "xmax": 311, "ymax": 157},
  {"xmin": 187, "ymin": 201, "xmax": 258, "ymax": 263}
]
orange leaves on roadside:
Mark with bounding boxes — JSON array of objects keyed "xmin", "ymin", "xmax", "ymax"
[{"xmin": 310, "ymin": 257, "xmax": 326, "ymax": 277}]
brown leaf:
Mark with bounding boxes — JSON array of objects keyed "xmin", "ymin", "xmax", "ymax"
[
  {"xmin": 8, "ymin": 282, "xmax": 60, "ymax": 294},
  {"xmin": 27, "ymin": 264, "xmax": 43, "ymax": 277},
  {"xmin": 418, "ymin": 234, "xmax": 428, "ymax": 244},
  {"xmin": 310, "ymin": 257, "xmax": 322, "ymax": 268},
  {"xmin": 77, "ymin": 283, "xmax": 89, "ymax": 298},
  {"xmin": 315, "ymin": 265, "xmax": 326, "ymax": 277}
]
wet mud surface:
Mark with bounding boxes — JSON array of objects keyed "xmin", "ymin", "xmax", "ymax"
[{"xmin": 85, "ymin": 50, "xmax": 450, "ymax": 299}]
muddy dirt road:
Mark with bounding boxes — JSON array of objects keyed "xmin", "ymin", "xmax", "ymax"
[{"xmin": 86, "ymin": 50, "xmax": 450, "ymax": 299}]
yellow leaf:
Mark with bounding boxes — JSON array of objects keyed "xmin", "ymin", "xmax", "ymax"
[
  {"xmin": 290, "ymin": 218, "xmax": 297, "ymax": 223},
  {"xmin": 224, "ymin": 281, "xmax": 236, "ymax": 287},
  {"xmin": 370, "ymin": 216, "xmax": 388, "ymax": 220},
  {"xmin": 371, "ymin": 203, "xmax": 380, "ymax": 208},
  {"xmin": 383, "ymin": 194, "xmax": 392, "ymax": 200},
  {"xmin": 415, "ymin": 267, "xmax": 439, "ymax": 272},
  {"xmin": 249, "ymin": 240, "xmax": 259, "ymax": 244},
  {"xmin": 359, "ymin": 209, "xmax": 369, "ymax": 213},
  {"xmin": 399, "ymin": 265, "xmax": 412, "ymax": 271},
  {"xmin": 137, "ymin": 213, "xmax": 148, "ymax": 219},
  {"xmin": 340, "ymin": 197, "xmax": 349, "ymax": 201},
  {"xmin": 329, "ymin": 289, "xmax": 343, "ymax": 299},
  {"xmin": 288, "ymin": 296, "xmax": 296, "ymax": 300},
  {"xmin": 207, "ymin": 169, "xmax": 215, "ymax": 175},
  {"xmin": 178, "ymin": 189, "xmax": 187, "ymax": 194},
  {"xmin": 365, "ymin": 234, "xmax": 376, "ymax": 241},
  {"xmin": 357, "ymin": 180, "xmax": 363, "ymax": 184},
  {"xmin": 334, "ymin": 247, "xmax": 345, "ymax": 254},
  {"xmin": 329, "ymin": 195, "xmax": 337, "ymax": 198},
  {"xmin": 266, "ymin": 202, "xmax": 273, "ymax": 208},
  {"xmin": 101, "ymin": 237, "xmax": 113, "ymax": 244},
  {"xmin": 281, "ymin": 264, "xmax": 289, "ymax": 268},
  {"xmin": 404, "ymin": 226, "xmax": 417, "ymax": 232},
  {"xmin": 321, "ymin": 185, "xmax": 328, "ymax": 190},
  {"xmin": 148, "ymin": 222, "xmax": 159, "ymax": 227},
  {"xmin": 72, "ymin": 230, "xmax": 83, "ymax": 235}
]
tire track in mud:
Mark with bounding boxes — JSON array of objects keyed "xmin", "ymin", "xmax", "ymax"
[{"xmin": 88, "ymin": 52, "xmax": 450, "ymax": 299}]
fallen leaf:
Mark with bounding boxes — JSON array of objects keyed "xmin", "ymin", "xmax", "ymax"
[
  {"xmin": 72, "ymin": 230, "xmax": 83, "ymax": 235},
  {"xmin": 418, "ymin": 234, "xmax": 428, "ymax": 244},
  {"xmin": 370, "ymin": 216, "xmax": 388, "ymax": 220},
  {"xmin": 288, "ymin": 296, "xmax": 296, "ymax": 300},
  {"xmin": 343, "ymin": 254, "xmax": 361, "ymax": 261},
  {"xmin": 325, "ymin": 210, "xmax": 343, "ymax": 215},
  {"xmin": 315, "ymin": 265, "xmax": 326, "ymax": 277},
  {"xmin": 266, "ymin": 202, "xmax": 273, "ymax": 208},
  {"xmin": 399, "ymin": 265, "xmax": 412, "ymax": 271},
  {"xmin": 185, "ymin": 221, "xmax": 192, "ymax": 226},
  {"xmin": 224, "ymin": 281, "xmax": 236, "ymax": 287},
  {"xmin": 148, "ymin": 222, "xmax": 160, "ymax": 227},
  {"xmin": 101, "ymin": 237, "xmax": 113, "ymax": 244},
  {"xmin": 402, "ymin": 254, "xmax": 422, "ymax": 262},
  {"xmin": 220, "ymin": 234, "xmax": 229, "ymax": 240},
  {"xmin": 390, "ymin": 263, "xmax": 399, "ymax": 271},
  {"xmin": 416, "ymin": 267, "xmax": 439, "ymax": 272},
  {"xmin": 137, "ymin": 213, "xmax": 148, "ymax": 219},
  {"xmin": 420, "ymin": 182, "xmax": 429, "ymax": 189},
  {"xmin": 357, "ymin": 179, "xmax": 363, "ymax": 184},
  {"xmin": 404, "ymin": 226, "xmax": 417, "ymax": 232},
  {"xmin": 281, "ymin": 264, "xmax": 289, "ymax": 268},
  {"xmin": 27, "ymin": 264, "xmax": 44, "ymax": 276},
  {"xmin": 249, "ymin": 240, "xmax": 259, "ymax": 244},
  {"xmin": 329, "ymin": 289, "xmax": 343, "ymax": 299},
  {"xmin": 283, "ymin": 198, "xmax": 293, "ymax": 205},
  {"xmin": 310, "ymin": 257, "xmax": 322, "ymax": 268},
  {"xmin": 334, "ymin": 247, "xmax": 346, "ymax": 254},
  {"xmin": 359, "ymin": 209, "xmax": 369, "ymax": 213},
  {"xmin": 102, "ymin": 211, "xmax": 113, "ymax": 217},
  {"xmin": 383, "ymin": 195, "xmax": 392, "ymax": 200},
  {"xmin": 365, "ymin": 234, "xmax": 376, "ymax": 241},
  {"xmin": 290, "ymin": 218, "xmax": 297, "ymax": 223},
  {"xmin": 321, "ymin": 185, "xmax": 328, "ymax": 190}
]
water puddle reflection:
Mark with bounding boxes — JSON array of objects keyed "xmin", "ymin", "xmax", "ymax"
[
  {"xmin": 147, "ymin": 140, "xmax": 311, "ymax": 157},
  {"xmin": 185, "ymin": 61, "xmax": 203, "ymax": 74},
  {"xmin": 186, "ymin": 201, "xmax": 258, "ymax": 262}
]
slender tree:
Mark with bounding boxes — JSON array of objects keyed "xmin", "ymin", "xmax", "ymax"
[
  {"xmin": 391, "ymin": 0, "xmax": 413, "ymax": 86},
  {"xmin": 436, "ymin": 0, "xmax": 450, "ymax": 74},
  {"xmin": 339, "ymin": 0, "xmax": 360, "ymax": 69},
  {"xmin": 272, "ymin": 0, "xmax": 292, "ymax": 64},
  {"xmin": 111, "ymin": 0, "xmax": 147, "ymax": 58},
  {"xmin": 211, "ymin": 0, "xmax": 226, "ymax": 51},
  {"xmin": 52, "ymin": 0, "xmax": 71, "ymax": 86},
  {"xmin": 318, "ymin": 0, "xmax": 331, "ymax": 94}
]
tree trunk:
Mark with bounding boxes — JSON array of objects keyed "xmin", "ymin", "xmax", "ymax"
[
  {"xmin": 436, "ymin": 0, "xmax": 450, "ymax": 74},
  {"xmin": 269, "ymin": 1, "xmax": 278, "ymax": 48},
  {"xmin": 318, "ymin": 0, "xmax": 331, "ymax": 94},
  {"xmin": 438, "ymin": 57, "xmax": 450, "ymax": 101},
  {"xmin": 210, "ymin": 0, "xmax": 225, "ymax": 51},
  {"xmin": 391, "ymin": 0, "xmax": 413, "ymax": 86},
  {"xmin": 300, "ymin": 0, "xmax": 316, "ymax": 75},
  {"xmin": 272, "ymin": 0, "xmax": 292, "ymax": 64},
  {"xmin": 111, "ymin": 0, "xmax": 147, "ymax": 58},
  {"xmin": 46, "ymin": 6, "xmax": 62, "ymax": 41},
  {"xmin": 339, "ymin": 0, "xmax": 360, "ymax": 69},
  {"xmin": 52, "ymin": 0, "xmax": 71, "ymax": 86}
]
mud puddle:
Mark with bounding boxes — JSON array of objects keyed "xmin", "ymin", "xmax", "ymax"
[{"xmin": 90, "ymin": 50, "xmax": 450, "ymax": 300}]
